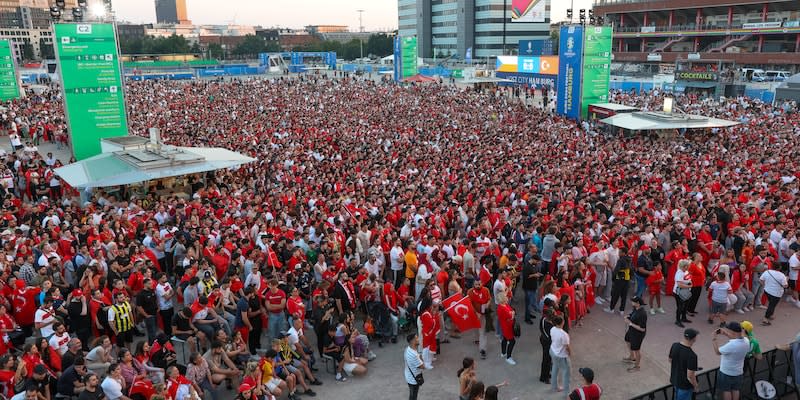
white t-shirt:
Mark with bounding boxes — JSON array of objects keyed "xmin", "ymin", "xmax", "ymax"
[
  {"xmin": 390, "ymin": 246, "xmax": 405, "ymax": 271},
  {"xmin": 709, "ymin": 281, "xmax": 732, "ymax": 303},
  {"xmin": 788, "ymin": 254, "xmax": 800, "ymax": 281},
  {"xmin": 287, "ymin": 326, "xmax": 301, "ymax": 348},
  {"xmin": 719, "ymin": 337, "xmax": 750, "ymax": 376},
  {"xmin": 35, "ymin": 308, "xmax": 56, "ymax": 337},
  {"xmin": 101, "ymin": 376, "xmax": 124, "ymax": 400},
  {"xmin": 493, "ymin": 278, "xmax": 507, "ymax": 301},
  {"xmin": 549, "ymin": 326, "xmax": 570, "ymax": 358},
  {"xmin": 673, "ymin": 269, "xmax": 691, "ymax": 293},
  {"xmin": 156, "ymin": 282, "xmax": 175, "ymax": 310},
  {"xmin": 49, "ymin": 332, "xmax": 71, "ymax": 354},
  {"xmin": 760, "ymin": 269, "xmax": 788, "ymax": 298}
]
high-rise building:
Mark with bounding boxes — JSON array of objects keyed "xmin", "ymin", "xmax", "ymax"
[
  {"xmin": 398, "ymin": 0, "xmax": 551, "ymax": 59},
  {"xmin": 155, "ymin": 0, "xmax": 190, "ymax": 24},
  {"xmin": 0, "ymin": 0, "xmax": 77, "ymax": 60}
]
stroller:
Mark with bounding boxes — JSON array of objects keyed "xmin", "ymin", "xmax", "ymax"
[{"xmin": 366, "ymin": 301, "xmax": 394, "ymax": 347}]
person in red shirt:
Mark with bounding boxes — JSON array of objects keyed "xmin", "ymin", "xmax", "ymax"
[
  {"xmin": 568, "ymin": 367, "xmax": 602, "ymax": 400},
  {"xmin": 12, "ymin": 279, "xmax": 40, "ymax": 337},
  {"xmin": 467, "ymin": 280, "xmax": 490, "ymax": 359},
  {"xmin": 286, "ymin": 286, "xmax": 306, "ymax": 327},
  {"xmin": 496, "ymin": 292, "xmax": 517, "ymax": 365},
  {"xmin": 686, "ymin": 253, "xmax": 706, "ymax": 316},
  {"xmin": 419, "ymin": 302, "xmax": 439, "ymax": 369},
  {"xmin": 264, "ymin": 279, "xmax": 287, "ymax": 342},
  {"xmin": 0, "ymin": 305, "xmax": 18, "ymax": 356}
]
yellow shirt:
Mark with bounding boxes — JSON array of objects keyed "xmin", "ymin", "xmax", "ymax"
[
  {"xmin": 260, "ymin": 360, "xmax": 274, "ymax": 382},
  {"xmin": 405, "ymin": 251, "xmax": 418, "ymax": 279}
]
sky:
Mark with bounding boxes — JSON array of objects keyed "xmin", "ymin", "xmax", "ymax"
[{"xmin": 112, "ymin": 0, "xmax": 593, "ymax": 30}]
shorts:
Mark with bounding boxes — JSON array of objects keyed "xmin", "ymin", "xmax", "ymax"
[
  {"xmin": 286, "ymin": 364, "xmax": 299, "ymax": 374},
  {"xmin": 595, "ymin": 267, "xmax": 609, "ymax": 287},
  {"xmin": 789, "ymin": 279, "xmax": 796, "ymax": 290},
  {"xmin": 265, "ymin": 377, "xmax": 282, "ymax": 392},
  {"xmin": 648, "ymin": 287, "xmax": 660, "ymax": 296},
  {"xmin": 711, "ymin": 301, "xmax": 727, "ymax": 314},
  {"xmin": 116, "ymin": 330, "xmax": 133, "ymax": 345},
  {"xmin": 276, "ymin": 369, "xmax": 288, "ymax": 380},
  {"xmin": 343, "ymin": 362, "xmax": 358, "ymax": 376},
  {"xmin": 624, "ymin": 330, "xmax": 645, "ymax": 351},
  {"xmin": 716, "ymin": 371, "xmax": 742, "ymax": 392}
]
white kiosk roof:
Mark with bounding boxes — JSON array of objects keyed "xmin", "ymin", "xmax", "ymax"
[{"xmin": 600, "ymin": 111, "xmax": 740, "ymax": 131}]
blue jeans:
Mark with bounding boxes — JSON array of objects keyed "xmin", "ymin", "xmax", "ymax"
[
  {"xmin": 143, "ymin": 315, "xmax": 158, "ymax": 344},
  {"xmin": 635, "ymin": 274, "xmax": 647, "ymax": 298},
  {"xmin": 675, "ymin": 387, "xmax": 693, "ymax": 400},
  {"xmin": 550, "ymin": 350, "xmax": 570, "ymax": 391},
  {"xmin": 524, "ymin": 289, "xmax": 538, "ymax": 319},
  {"xmin": 268, "ymin": 312, "xmax": 286, "ymax": 342}
]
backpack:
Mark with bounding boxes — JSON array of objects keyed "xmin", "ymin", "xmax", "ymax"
[{"xmin": 96, "ymin": 304, "xmax": 111, "ymax": 333}]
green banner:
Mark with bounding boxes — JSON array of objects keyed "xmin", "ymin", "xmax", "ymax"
[
  {"xmin": 54, "ymin": 23, "xmax": 128, "ymax": 160},
  {"xmin": 580, "ymin": 26, "xmax": 612, "ymax": 119},
  {"xmin": 400, "ymin": 37, "xmax": 417, "ymax": 79},
  {"xmin": 0, "ymin": 40, "xmax": 20, "ymax": 101}
]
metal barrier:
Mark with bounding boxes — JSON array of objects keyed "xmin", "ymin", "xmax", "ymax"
[{"xmin": 630, "ymin": 348, "xmax": 798, "ymax": 400}]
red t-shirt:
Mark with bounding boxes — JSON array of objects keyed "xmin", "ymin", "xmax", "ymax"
[
  {"xmin": 569, "ymin": 383, "xmax": 602, "ymax": 400},
  {"xmin": 12, "ymin": 287, "xmax": 41, "ymax": 326},
  {"xmin": 265, "ymin": 288, "xmax": 286, "ymax": 314}
]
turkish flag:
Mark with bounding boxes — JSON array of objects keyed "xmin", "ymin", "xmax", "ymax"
[{"xmin": 442, "ymin": 293, "xmax": 481, "ymax": 332}]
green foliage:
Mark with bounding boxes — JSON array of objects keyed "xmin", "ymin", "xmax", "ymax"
[
  {"xmin": 208, "ymin": 43, "xmax": 224, "ymax": 59},
  {"xmin": 550, "ymin": 29, "xmax": 560, "ymax": 54},
  {"xmin": 231, "ymin": 35, "xmax": 279, "ymax": 58},
  {"xmin": 293, "ymin": 33, "xmax": 394, "ymax": 60},
  {"xmin": 120, "ymin": 34, "xmax": 192, "ymax": 55}
]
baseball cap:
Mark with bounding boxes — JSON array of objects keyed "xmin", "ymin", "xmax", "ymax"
[
  {"xmin": 71, "ymin": 289, "xmax": 84, "ymax": 298},
  {"xmin": 578, "ymin": 367, "xmax": 594, "ymax": 382},
  {"xmin": 238, "ymin": 383, "xmax": 253, "ymax": 392},
  {"xmin": 740, "ymin": 321, "xmax": 753, "ymax": 333},
  {"xmin": 630, "ymin": 296, "xmax": 644, "ymax": 305},
  {"xmin": 725, "ymin": 321, "xmax": 742, "ymax": 333},
  {"xmin": 683, "ymin": 328, "xmax": 699, "ymax": 339}
]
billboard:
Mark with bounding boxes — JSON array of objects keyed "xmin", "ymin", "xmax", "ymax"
[
  {"xmin": 393, "ymin": 36, "xmax": 401, "ymax": 82},
  {"xmin": 0, "ymin": 40, "xmax": 20, "ymax": 101},
  {"xmin": 519, "ymin": 39, "xmax": 554, "ymax": 56},
  {"xmin": 496, "ymin": 72, "xmax": 556, "ymax": 88},
  {"xmin": 556, "ymin": 25, "xmax": 583, "ymax": 120},
  {"xmin": 400, "ymin": 36, "xmax": 418, "ymax": 79},
  {"xmin": 511, "ymin": 0, "xmax": 548, "ymax": 23},
  {"xmin": 54, "ymin": 23, "xmax": 128, "ymax": 160},
  {"xmin": 516, "ymin": 55, "xmax": 558, "ymax": 75},
  {"xmin": 580, "ymin": 26, "xmax": 613, "ymax": 119}
]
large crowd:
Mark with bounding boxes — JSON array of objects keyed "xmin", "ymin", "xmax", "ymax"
[{"xmin": 0, "ymin": 74, "xmax": 798, "ymax": 400}]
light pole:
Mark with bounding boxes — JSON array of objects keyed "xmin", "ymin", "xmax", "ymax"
[{"xmin": 357, "ymin": 9, "xmax": 364, "ymax": 60}]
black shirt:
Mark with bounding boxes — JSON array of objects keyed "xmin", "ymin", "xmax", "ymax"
[
  {"xmin": 522, "ymin": 259, "xmax": 539, "ymax": 290},
  {"xmin": 61, "ymin": 350, "xmax": 84, "ymax": 372},
  {"xmin": 172, "ymin": 312, "xmax": 192, "ymax": 333},
  {"xmin": 57, "ymin": 365, "xmax": 82, "ymax": 395},
  {"xmin": 669, "ymin": 342, "xmax": 698, "ymax": 390},
  {"xmin": 136, "ymin": 289, "xmax": 158, "ymax": 315},
  {"xmin": 78, "ymin": 387, "xmax": 105, "ymax": 400},
  {"xmin": 628, "ymin": 307, "xmax": 647, "ymax": 334},
  {"xmin": 68, "ymin": 300, "xmax": 91, "ymax": 335}
]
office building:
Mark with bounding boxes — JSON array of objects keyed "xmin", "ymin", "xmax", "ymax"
[
  {"xmin": 398, "ymin": 0, "xmax": 551, "ymax": 59},
  {"xmin": 155, "ymin": 0, "xmax": 190, "ymax": 25},
  {"xmin": 0, "ymin": 0, "xmax": 76, "ymax": 60},
  {"xmin": 594, "ymin": 0, "xmax": 800, "ymax": 67}
]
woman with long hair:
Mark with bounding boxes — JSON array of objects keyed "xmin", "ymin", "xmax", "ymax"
[
  {"xmin": 496, "ymin": 292, "xmax": 517, "ymax": 365},
  {"xmin": 539, "ymin": 303, "xmax": 556, "ymax": 384},
  {"xmin": 467, "ymin": 380, "xmax": 486, "ymax": 400},
  {"xmin": 37, "ymin": 336, "xmax": 62, "ymax": 373},
  {"xmin": 673, "ymin": 259, "xmax": 693, "ymax": 327}
]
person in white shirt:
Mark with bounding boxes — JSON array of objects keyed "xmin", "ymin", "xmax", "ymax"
[
  {"xmin": 35, "ymin": 297, "xmax": 57, "ymax": 338},
  {"xmin": 404, "ymin": 333, "xmax": 425, "ymax": 400},
  {"xmin": 712, "ymin": 322, "xmax": 750, "ymax": 399},
  {"xmin": 549, "ymin": 315, "xmax": 571, "ymax": 392},
  {"xmin": 48, "ymin": 322, "xmax": 71, "ymax": 355},
  {"xmin": 155, "ymin": 272, "xmax": 176, "ymax": 337},
  {"xmin": 390, "ymin": 239, "xmax": 405, "ymax": 287},
  {"xmin": 760, "ymin": 268, "xmax": 788, "ymax": 326},
  {"xmin": 244, "ymin": 264, "xmax": 262, "ymax": 291},
  {"xmin": 789, "ymin": 251, "xmax": 800, "ymax": 306},
  {"xmin": 414, "ymin": 262, "xmax": 432, "ymax": 301},
  {"xmin": 364, "ymin": 253, "xmax": 383, "ymax": 279}
]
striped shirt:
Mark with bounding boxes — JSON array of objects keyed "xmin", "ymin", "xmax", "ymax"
[{"xmin": 404, "ymin": 346, "xmax": 423, "ymax": 385}]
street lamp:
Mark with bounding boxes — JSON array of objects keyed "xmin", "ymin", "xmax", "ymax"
[
  {"xmin": 72, "ymin": 7, "xmax": 83, "ymax": 22},
  {"xmin": 49, "ymin": 6, "xmax": 62, "ymax": 22}
]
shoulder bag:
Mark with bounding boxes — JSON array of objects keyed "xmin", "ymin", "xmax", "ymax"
[{"xmin": 407, "ymin": 364, "xmax": 424, "ymax": 385}]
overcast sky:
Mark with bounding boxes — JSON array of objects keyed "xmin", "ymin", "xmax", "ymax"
[{"xmin": 112, "ymin": 0, "xmax": 593, "ymax": 30}]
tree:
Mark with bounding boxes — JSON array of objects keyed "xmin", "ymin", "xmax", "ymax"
[
  {"xmin": 22, "ymin": 43, "xmax": 34, "ymax": 61},
  {"xmin": 365, "ymin": 33, "xmax": 393, "ymax": 57},
  {"xmin": 190, "ymin": 42, "xmax": 202, "ymax": 54},
  {"xmin": 208, "ymin": 43, "xmax": 224, "ymax": 59},
  {"xmin": 232, "ymin": 35, "xmax": 267, "ymax": 58},
  {"xmin": 550, "ymin": 29, "xmax": 559, "ymax": 54}
]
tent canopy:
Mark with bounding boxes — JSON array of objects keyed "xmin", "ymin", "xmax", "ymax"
[
  {"xmin": 403, "ymin": 74, "xmax": 438, "ymax": 83},
  {"xmin": 56, "ymin": 146, "xmax": 256, "ymax": 188},
  {"xmin": 600, "ymin": 111, "xmax": 740, "ymax": 131}
]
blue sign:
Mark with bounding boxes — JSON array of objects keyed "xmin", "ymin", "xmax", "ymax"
[
  {"xmin": 517, "ymin": 56, "xmax": 539, "ymax": 74},
  {"xmin": 556, "ymin": 25, "xmax": 584, "ymax": 120},
  {"xmin": 465, "ymin": 47, "xmax": 472, "ymax": 64},
  {"xmin": 258, "ymin": 53, "xmax": 269, "ymax": 66},
  {"xmin": 393, "ymin": 36, "xmax": 401, "ymax": 82},
  {"xmin": 519, "ymin": 39, "xmax": 553, "ymax": 56},
  {"xmin": 496, "ymin": 72, "xmax": 557, "ymax": 88}
]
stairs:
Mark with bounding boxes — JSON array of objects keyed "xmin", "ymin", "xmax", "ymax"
[
  {"xmin": 653, "ymin": 37, "xmax": 685, "ymax": 52},
  {"xmin": 708, "ymin": 35, "xmax": 752, "ymax": 52}
]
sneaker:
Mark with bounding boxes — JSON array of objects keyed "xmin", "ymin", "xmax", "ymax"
[
  {"xmin": 657, "ymin": 308, "xmax": 666, "ymax": 314},
  {"xmin": 500, "ymin": 353, "xmax": 506, "ymax": 358},
  {"xmin": 795, "ymin": 302, "xmax": 800, "ymax": 309},
  {"xmin": 603, "ymin": 308, "xmax": 613, "ymax": 313},
  {"xmin": 305, "ymin": 389, "xmax": 316, "ymax": 396},
  {"xmin": 310, "ymin": 379, "xmax": 322, "ymax": 386},
  {"xmin": 650, "ymin": 309, "xmax": 656, "ymax": 315},
  {"xmin": 505, "ymin": 357, "xmax": 517, "ymax": 365},
  {"xmin": 757, "ymin": 305, "xmax": 767, "ymax": 309},
  {"xmin": 619, "ymin": 311, "xmax": 625, "ymax": 316},
  {"xmin": 367, "ymin": 351, "xmax": 377, "ymax": 361},
  {"xmin": 335, "ymin": 373, "xmax": 347, "ymax": 382},
  {"xmin": 736, "ymin": 309, "xmax": 745, "ymax": 314},
  {"xmin": 595, "ymin": 298, "xmax": 605, "ymax": 304}
]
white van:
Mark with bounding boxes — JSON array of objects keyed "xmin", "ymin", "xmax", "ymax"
[
  {"xmin": 764, "ymin": 71, "xmax": 790, "ymax": 82},
  {"xmin": 739, "ymin": 68, "xmax": 764, "ymax": 81}
]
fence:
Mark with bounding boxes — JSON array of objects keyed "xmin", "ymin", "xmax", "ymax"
[{"xmin": 631, "ymin": 348, "xmax": 798, "ymax": 400}]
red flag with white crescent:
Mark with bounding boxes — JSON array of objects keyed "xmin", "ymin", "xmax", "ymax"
[{"xmin": 442, "ymin": 293, "xmax": 481, "ymax": 332}]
